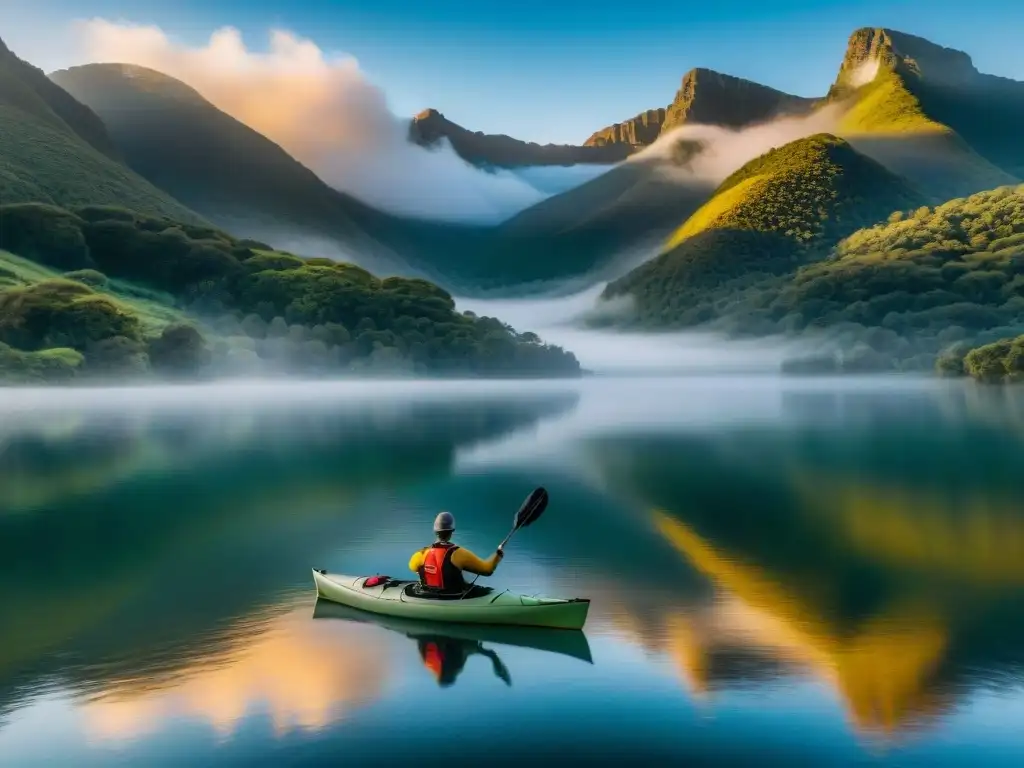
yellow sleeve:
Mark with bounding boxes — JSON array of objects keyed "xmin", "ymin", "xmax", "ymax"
[
  {"xmin": 451, "ymin": 547, "xmax": 498, "ymax": 576},
  {"xmin": 408, "ymin": 548, "xmax": 427, "ymax": 573}
]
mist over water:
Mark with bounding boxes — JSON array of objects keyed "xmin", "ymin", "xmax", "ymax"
[{"xmin": 457, "ymin": 285, "xmax": 798, "ymax": 373}]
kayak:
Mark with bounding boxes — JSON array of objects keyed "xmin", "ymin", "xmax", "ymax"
[
  {"xmin": 312, "ymin": 599, "xmax": 593, "ymax": 664},
  {"xmin": 312, "ymin": 569, "xmax": 590, "ymax": 630}
]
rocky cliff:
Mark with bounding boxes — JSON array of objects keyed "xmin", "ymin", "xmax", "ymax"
[
  {"xmin": 584, "ymin": 68, "xmax": 815, "ymax": 152},
  {"xmin": 408, "ymin": 108, "xmax": 630, "ymax": 167},
  {"xmin": 831, "ymin": 27, "xmax": 980, "ymax": 94},
  {"xmin": 584, "ymin": 108, "xmax": 666, "ymax": 148},
  {"xmin": 662, "ymin": 68, "xmax": 815, "ymax": 132}
]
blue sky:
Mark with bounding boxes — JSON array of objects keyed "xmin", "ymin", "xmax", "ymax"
[{"xmin": 6, "ymin": 0, "xmax": 1024, "ymax": 144}]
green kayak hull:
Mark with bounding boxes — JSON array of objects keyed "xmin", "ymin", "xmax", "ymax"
[{"xmin": 312, "ymin": 570, "xmax": 590, "ymax": 630}]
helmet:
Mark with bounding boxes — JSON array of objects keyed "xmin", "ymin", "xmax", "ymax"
[{"xmin": 434, "ymin": 511, "xmax": 456, "ymax": 533}]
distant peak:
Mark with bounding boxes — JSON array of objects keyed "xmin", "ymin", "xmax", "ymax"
[
  {"xmin": 414, "ymin": 108, "xmax": 444, "ymax": 122},
  {"xmin": 837, "ymin": 27, "xmax": 977, "ymax": 87}
]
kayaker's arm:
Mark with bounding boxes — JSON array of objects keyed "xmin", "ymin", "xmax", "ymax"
[
  {"xmin": 408, "ymin": 548, "xmax": 428, "ymax": 573},
  {"xmin": 452, "ymin": 546, "xmax": 504, "ymax": 576}
]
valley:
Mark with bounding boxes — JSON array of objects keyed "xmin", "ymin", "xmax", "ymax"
[{"xmin": 2, "ymin": 25, "xmax": 1024, "ymax": 383}]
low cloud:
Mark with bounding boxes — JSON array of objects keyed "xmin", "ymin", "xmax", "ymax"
[
  {"xmin": 848, "ymin": 58, "xmax": 881, "ymax": 88},
  {"xmin": 73, "ymin": 20, "xmax": 557, "ymax": 223},
  {"xmin": 626, "ymin": 102, "xmax": 844, "ymax": 185}
]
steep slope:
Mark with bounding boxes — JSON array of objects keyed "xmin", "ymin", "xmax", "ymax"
[
  {"xmin": 602, "ymin": 134, "xmax": 923, "ymax": 326},
  {"xmin": 586, "ymin": 69, "xmax": 815, "ymax": 151},
  {"xmin": 409, "ymin": 108, "xmax": 629, "ymax": 167},
  {"xmin": 50, "ymin": 63, "xmax": 403, "ymax": 268},
  {"xmin": 0, "ymin": 39, "xmax": 202, "ymax": 221},
  {"xmin": 831, "ymin": 28, "xmax": 1021, "ymax": 197}
]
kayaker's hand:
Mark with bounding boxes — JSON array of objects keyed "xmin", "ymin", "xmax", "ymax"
[{"xmin": 495, "ymin": 546, "xmax": 505, "ymax": 560}]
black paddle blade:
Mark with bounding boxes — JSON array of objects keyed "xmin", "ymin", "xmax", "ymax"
[{"xmin": 514, "ymin": 487, "xmax": 548, "ymax": 530}]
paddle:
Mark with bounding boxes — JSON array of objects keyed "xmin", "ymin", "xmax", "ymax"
[
  {"xmin": 461, "ymin": 487, "xmax": 548, "ymax": 596},
  {"xmin": 499, "ymin": 486, "xmax": 548, "ymax": 550}
]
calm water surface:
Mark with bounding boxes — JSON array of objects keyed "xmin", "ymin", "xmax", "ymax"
[{"xmin": 2, "ymin": 377, "xmax": 1024, "ymax": 766}]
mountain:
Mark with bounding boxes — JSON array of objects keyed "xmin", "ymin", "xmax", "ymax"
[
  {"xmin": 0, "ymin": 39, "xmax": 201, "ymax": 221},
  {"xmin": 50, "ymin": 63, "xmax": 409, "ymax": 269},
  {"xmin": 830, "ymin": 28, "xmax": 1022, "ymax": 197},
  {"xmin": 49, "ymin": 63, "xmax": 700, "ymax": 293},
  {"xmin": 602, "ymin": 133, "xmax": 923, "ymax": 326},
  {"xmin": 408, "ymin": 108, "xmax": 630, "ymax": 167},
  {"xmin": 586, "ymin": 68, "xmax": 816, "ymax": 151}
]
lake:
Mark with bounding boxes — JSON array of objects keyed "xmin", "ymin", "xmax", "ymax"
[{"xmin": 2, "ymin": 377, "xmax": 1024, "ymax": 766}]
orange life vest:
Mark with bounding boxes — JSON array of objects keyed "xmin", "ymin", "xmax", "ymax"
[{"xmin": 420, "ymin": 542, "xmax": 465, "ymax": 591}]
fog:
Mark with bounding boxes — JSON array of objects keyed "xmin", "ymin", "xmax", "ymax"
[
  {"xmin": 72, "ymin": 20, "xmax": 604, "ymax": 224},
  {"xmin": 456, "ymin": 285, "xmax": 801, "ymax": 374},
  {"xmin": 631, "ymin": 102, "xmax": 845, "ymax": 185}
]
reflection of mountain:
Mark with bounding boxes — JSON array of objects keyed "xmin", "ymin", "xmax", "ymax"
[
  {"xmin": 580, "ymin": 419, "xmax": 1024, "ymax": 737},
  {"xmin": 81, "ymin": 602, "xmax": 388, "ymax": 741},
  {"xmin": 0, "ymin": 389, "xmax": 578, "ymax": 714}
]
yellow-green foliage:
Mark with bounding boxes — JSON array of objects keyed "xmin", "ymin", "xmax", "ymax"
[
  {"xmin": 0, "ymin": 341, "xmax": 84, "ymax": 383},
  {"xmin": 667, "ymin": 175, "xmax": 763, "ymax": 247},
  {"xmin": 0, "ymin": 278, "xmax": 142, "ymax": 352},
  {"xmin": 961, "ymin": 336, "xmax": 1024, "ymax": 382},
  {"xmin": 0, "ymin": 250, "xmax": 187, "ymax": 336},
  {"xmin": 669, "ymin": 134, "xmax": 919, "ymax": 250},
  {"xmin": 606, "ymin": 134, "xmax": 921, "ymax": 325},
  {"xmin": 787, "ymin": 185, "xmax": 1024, "ymax": 320},
  {"xmin": 838, "ymin": 71, "xmax": 947, "ymax": 135},
  {"xmin": 824, "ymin": 184, "xmax": 1024, "ymax": 268}
]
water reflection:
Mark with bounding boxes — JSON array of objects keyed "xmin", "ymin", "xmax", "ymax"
[
  {"xmin": 579, "ymin": 416, "xmax": 1024, "ymax": 740},
  {"xmin": 3, "ymin": 379, "xmax": 1024, "ymax": 765},
  {"xmin": 0, "ymin": 389, "xmax": 578, "ymax": 719},
  {"xmin": 312, "ymin": 600, "xmax": 593, "ymax": 688},
  {"xmin": 81, "ymin": 601, "xmax": 389, "ymax": 742}
]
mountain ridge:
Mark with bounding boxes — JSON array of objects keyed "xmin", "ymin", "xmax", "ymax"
[
  {"xmin": 586, "ymin": 68, "xmax": 817, "ymax": 152},
  {"xmin": 0, "ymin": 37, "xmax": 203, "ymax": 223},
  {"xmin": 408, "ymin": 108, "xmax": 630, "ymax": 167}
]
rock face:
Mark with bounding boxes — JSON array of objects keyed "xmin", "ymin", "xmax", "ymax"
[
  {"xmin": 408, "ymin": 108, "xmax": 630, "ymax": 167},
  {"xmin": 585, "ymin": 109, "xmax": 666, "ymax": 148},
  {"xmin": 662, "ymin": 68, "xmax": 815, "ymax": 132},
  {"xmin": 833, "ymin": 28, "xmax": 979, "ymax": 92},
  {"xmin": 584, "ymin": 68, "xmax": 815, "ymax": 152}
]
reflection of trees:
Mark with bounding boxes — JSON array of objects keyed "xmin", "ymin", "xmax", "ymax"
[
  {"xmin": 582, "ymin": 420, "xmax": 1024, "ymax": 738},
  {"xmin": 0, "ymin": 390, "xmax": 577, "ymax": 718}
]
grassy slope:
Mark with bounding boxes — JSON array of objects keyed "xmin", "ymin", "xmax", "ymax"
[
  {"xmin": 0, "ymin": 250, "xmax": 193, "ymax": 335},
  {"xmin": 603, "ymin": 134, "xmax": 923, "ymax": 324},
  {"xmin": 0, "ymin": 42, "xmax": 202, "ymax": 221}
]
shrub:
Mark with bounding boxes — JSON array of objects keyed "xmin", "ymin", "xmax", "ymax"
[
  {"xmin": 0, "ymin": 203, "xmax": 92, "ymax": 269},
  {"xmin": 147, "ymin": 323, "xmax": 212, "ymax": 377},
  {"xmin": 0, "ymin": 342, "xmax": 84, "ymax": 383},
  {"xmin": 0, "ymin": 279, "xmax": 141, "ymax": 352}
]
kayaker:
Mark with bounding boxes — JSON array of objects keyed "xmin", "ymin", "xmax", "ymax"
[{"xmin": 408, "ymin": 511, "xmax": 504, "ymax": 593}]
